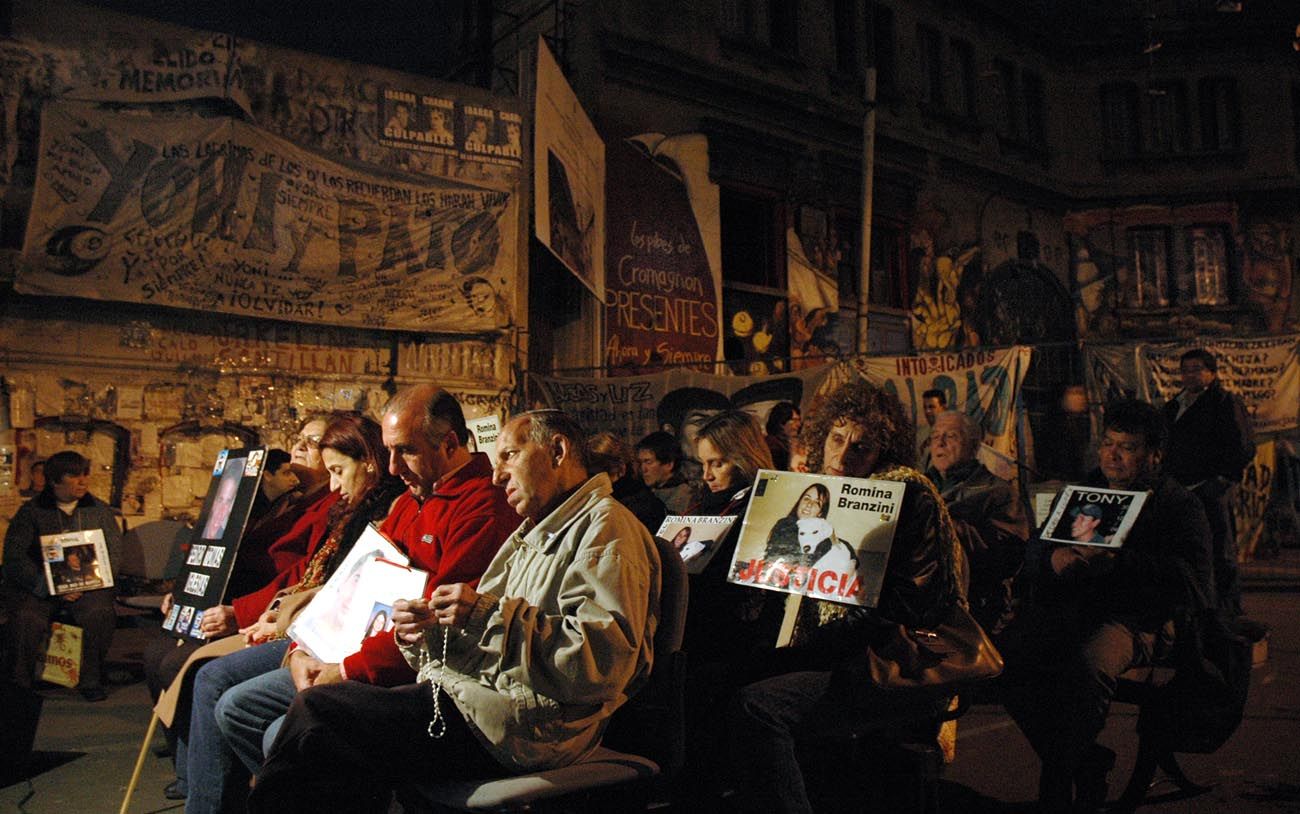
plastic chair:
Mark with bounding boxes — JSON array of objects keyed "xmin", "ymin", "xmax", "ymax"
[{"xmin": 402, "ymin": 534, "xmax": 689, "ymax": 812}]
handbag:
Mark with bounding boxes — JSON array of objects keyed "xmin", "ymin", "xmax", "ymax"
[
  {"xmin": 39, "ymin": 622, "xmax": 84, "ymax": 688},
  {"xmin": 866, "ymin": 601, "xmax": 1004, "ymax": 691}
]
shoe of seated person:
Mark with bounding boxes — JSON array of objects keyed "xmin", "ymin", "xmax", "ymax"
[
  {"xmin": 79, "ymin": 686, "xmax": 108, "ymax": 702},
  {"xmin": 1074, "ymin": 743, "xmax": 1116, "ymax": 812},
  {"xmin": 164, "ymin": 780, "xmax": 187, "ymax": 800}
]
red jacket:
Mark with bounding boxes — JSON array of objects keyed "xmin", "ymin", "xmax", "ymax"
[
  {"xmin": 230, "ymin": 489, "xmax": 342, "ymax": 627},
  {"xmin": 341, "ymin": 452, "xmax": 516, "ymax": 685}
]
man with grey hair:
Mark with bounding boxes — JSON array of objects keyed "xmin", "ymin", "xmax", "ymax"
[
  {"xmin": 927, "ymin": 409, "xmax": 1028, "ymax": 636},
  {"xmin": 249, "ymin": 409, "xmax": 661, "ymax": 812}
]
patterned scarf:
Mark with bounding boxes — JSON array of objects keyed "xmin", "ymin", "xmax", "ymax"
[{"xmin": 294, "ymin": 501, "xmax": 357, "ymax": 593}]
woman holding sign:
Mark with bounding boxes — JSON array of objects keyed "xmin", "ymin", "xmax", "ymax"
[
  {"xmin": 725, "ymin": 378, "xmax": 966, "ymax": 813},
  {"xmin": 179, "ymin": 413, "xmax": 404, "ymax": 814},
  {"xmin": 2, "ymin": 450, "xmax": 122, "ymax": 702}
]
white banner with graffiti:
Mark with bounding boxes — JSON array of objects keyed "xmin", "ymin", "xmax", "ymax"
[
  {"xmin": 18, "ymin": 102, "xmax": 516, "ymax": 332},
  {"xmin": 1232, "ymin": 440, "xmax": 1276, "ymax": 561},
  {"xmin": 851, "ymin": 346, "xmax": 1033, "ymax": 480},
  {"xmin": 531, "ymin": 345, "xmax": 1032, "ymax": 478},
  {"xmin": 1084, "ymin": 336, "xmax": 1300, "ymax": 434}
]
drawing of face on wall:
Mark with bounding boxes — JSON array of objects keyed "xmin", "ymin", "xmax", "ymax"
[
  {"xmin": 461, "ymin": 276, "xmax": 498, "ymax": 317},
  {"xmin": 451, "ymin": 211, "xmax": 502, "ymax": 276},
  {"xmin": 1243, "ymin": 223, "xmax": 1294, "ymax": 332},
  {"xmin": 43, "ymin": 225, "xmax": 110, "ymax": 276},
  {"xmin": 1071, "ymin": 240, "xmax": 1119, "ymax": 339}
]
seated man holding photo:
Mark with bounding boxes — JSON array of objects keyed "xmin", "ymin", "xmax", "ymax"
[
  {"xmin": 2, "ymin": 450, "xmax": 122, "ymax": 702},
  {"xmin": 1002, "ymin": 400, "xmax": 1215, "ymax": 812},
  {"xmin": 248, "ymin": 409, "xmax": 661, "ymax": 813}
]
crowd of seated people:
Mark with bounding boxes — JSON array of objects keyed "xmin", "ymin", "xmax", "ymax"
[{"xmin": 1, "ymin": 354, "xmax": 1248, "ymax": 813}]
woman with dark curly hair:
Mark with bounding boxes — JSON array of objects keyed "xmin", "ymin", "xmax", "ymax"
[{"xmin": 726, "ymin": 377, "xmax": 967, "ymax": 813}]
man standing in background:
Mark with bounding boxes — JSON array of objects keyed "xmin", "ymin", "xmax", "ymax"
[{"xmin": 1161, "ymin": 348, "xmax": 1253, "ymax": 615}]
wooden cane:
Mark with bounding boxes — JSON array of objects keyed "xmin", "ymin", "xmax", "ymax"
[{"xmin": 119, "ymin": 711, "xmax": 159, "ymax": 814}]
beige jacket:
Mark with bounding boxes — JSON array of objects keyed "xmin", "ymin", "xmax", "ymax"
[{"xmin": 401, "ymin": 473, "xmax": 660, "ymax": 771}]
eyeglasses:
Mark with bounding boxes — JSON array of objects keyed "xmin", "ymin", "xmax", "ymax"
[{"xmin": 293, "ymin": 433, "xmax": 322, "ymax": 449}]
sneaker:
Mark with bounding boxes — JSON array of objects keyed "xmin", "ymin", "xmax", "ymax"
[
  {"xmin": 164, "ymin": 780, "xmax": 187, "ymax": 800},
  {"xmin": 79, "ymin": 686, "xmax": 108, "ymax": 702}
]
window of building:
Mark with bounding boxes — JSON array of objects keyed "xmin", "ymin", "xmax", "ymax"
[
  {"xmin": 833, "ymin": 210, "xmax": 860, "ymax": 303},
  {"xmin": 1100, "ymin": 82, "xmax": 1140, "ymax": 158},
  {"xmin": 1188, "ymin": 226, "xmax": 1230, "ymax": 305},
  {"xmin": 1125, "ymin": 227, "xmax": 1170, "ymax": 308},
  {"xmin": 1198, "ymin": 76, "xmax": 1240, "ymax": 152},
  {"xmin": 868, "ymin": 3, "xmax": 897, "ymax": 96},
  {"xmin": 1022, "ymin": 69, "xmax": 1045, "ymax": 145},
  {"xmin": 833, "ymin": 0, "xmax": 858, "ymax": 74},
  {"xmin": 993, "ymin": 59, "xmax": 1019, "ymax": 139},
  {"xmin": 949, "ymin": 38, "xmax": 976, "ymax": 120},
  {"xmin": 719, "ymin": 0, "xmax": 799, "ymax": 55},
  {"xmin": 869, "ymin": 221, "xmax": 909, "ymax": 309},
  {"xmin": 1144, "ymin": 81, "xmax": 1189, "ymax": 154},
  {"xmin": 918, "ymin": 25, "xmax": 944, "ymax": 109},
  {"xmin": 720, "ymin": 186, "xmax": 785, "ymax": 290}
]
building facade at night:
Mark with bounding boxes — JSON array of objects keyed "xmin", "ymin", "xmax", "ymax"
[{"xmin": 1, "ymin": 0, "xmax": 1297, "ymax": 535}]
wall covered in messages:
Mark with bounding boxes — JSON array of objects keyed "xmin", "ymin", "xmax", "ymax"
[
  {"xmin": 0, "ymin": 301, "xmax": 513, "ymax": 539},
  {"xmin": 0, "ymin": 0, "xmax": 523, "ymax": 536}
]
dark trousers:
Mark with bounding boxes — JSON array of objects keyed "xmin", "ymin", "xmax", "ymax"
[
  {"xmin": 727, "ymin": 662, "xmax": 917, "ymax": 814},
  {"xmin": 249, "ymin": 681, "xmax": 505, "ymax": 814},
  {"xmin": 142, "ymin": 633, "xmax": 201, "ymax": 768},
  {"xmin": 1193, "ymin": 481, "xmax": 1240, "ymax": 615},
  {"xmin": 1002, "ymin": 619, "xmax": 1154, "ymax": 808},
  {"xmin": 1, "ymin": 587, "xmax": 116, "ymax": 690}
]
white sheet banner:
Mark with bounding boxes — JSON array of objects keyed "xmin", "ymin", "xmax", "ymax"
[{"xmin": 18, "ymin": 102, "xmax": 517, "ymax": 332}]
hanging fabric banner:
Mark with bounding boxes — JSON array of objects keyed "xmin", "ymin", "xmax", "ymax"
[
  {"xmin": 18, "ymin": 102, "xmax": 517, "ymax": 332},
  {"xmin": 1083, "ymin": 336, "xmax": 1300, "ymax": 434},
  {"xmin": 532, "ymin": 345, "xmax": 1031, "ymax": 479}
]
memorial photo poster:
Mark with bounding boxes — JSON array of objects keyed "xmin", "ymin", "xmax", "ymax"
[
  {"xmin": 289, "ymin": 533, "xmax": 424, "ymax": 663},
  {"xmin": 655, "ymin": 515, "xmax": 738, "ymax": 575},
  {"xmin": 727, "ymin": 470, "xmax": 904, "ymax": 608},
  {"xmin": 1039, "ymin": 485, "xmax": 1150, "ymax": 549},
  {"xmin": 162, "ymin": 447, "xmax": 265, "ymax": 640},
  {"xmin": 41, "ymin": 529, "xmax": 113, "ymax": 596}
]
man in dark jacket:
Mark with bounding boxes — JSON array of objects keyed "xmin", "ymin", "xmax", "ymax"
[
  {"xmin": 1160, "ymin": 348, "xmax": 1253, "ymax": 615},
  {"xmin": 926, "ymin": 409, "xmax": 1028, "ymax": 637},
  {"xmin": 2, "ymin": 450, "xmax": 123, "ymax": 701},
  {"xmin": 1003, "ymin": 401, "xmax": 1215, "ymax": 812},
  {"xmin": 588, "ymin": 431, "xmax": 667, "ymax": 534}
]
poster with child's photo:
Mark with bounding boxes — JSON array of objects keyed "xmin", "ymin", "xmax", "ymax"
[
  {"xmin": 1039, "ymin": 485, "xmax": 1150, "ymax": 549},
  {"xmin": 655, "ymin": 515, "xmax": 738, "ymax": 575}
]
